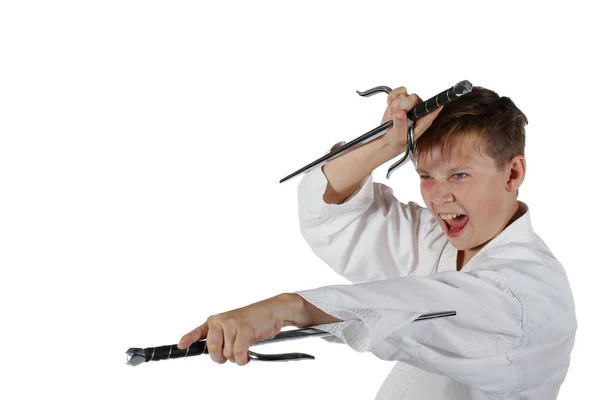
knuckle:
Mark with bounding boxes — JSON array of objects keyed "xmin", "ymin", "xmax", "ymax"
[
  {"xmin": 234, "ymin": 348, "xmax": 247, "ymax": 357},
  {"xmin": 388, "ymin": 86, "xmax": 407, "ymax": 102},
  {"xmin": 392, "ymin": 94, "xmax": 408, "ymax": 106},
  {"xmin": 408, "ymin": 93, "xmax": 422, "ymax": 106},
  {"xmin": 395, "ymin": 91, "xmax": 408, "ymax": 99}
]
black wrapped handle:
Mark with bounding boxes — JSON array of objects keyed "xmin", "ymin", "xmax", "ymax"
[
  {"xmin": 146, "ymin": 341, "xmax": 207, "ymax": 362},
  {"xmin": 407, "ymin": 80, "xmax": 472, "ymax": 121}
]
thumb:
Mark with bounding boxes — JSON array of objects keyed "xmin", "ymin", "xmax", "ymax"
[
  {"xmin": 177, "ymin": 323, "xmax": 208, "ymax": 350},
  {"xmin": 392, "ymin": 109, "xmax": 407, "ymax": 135}
]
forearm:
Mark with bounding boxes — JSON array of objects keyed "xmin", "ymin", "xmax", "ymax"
[
  {"xmin": 322, "ymin": 136, "xmax": 402, "ymax": 204},
  {"xmin": 276, "ymin": 293, "xmax": 343, "ymax": 328}
]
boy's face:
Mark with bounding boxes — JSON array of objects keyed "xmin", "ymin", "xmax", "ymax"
[{"xmin": 415, "ymin": 136, "xmax": 520, "ymax": 252}]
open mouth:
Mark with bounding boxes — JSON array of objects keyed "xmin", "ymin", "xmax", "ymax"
[{"xmin": 439, "ymin": 213, "xmax": 469, "ymax": 235}]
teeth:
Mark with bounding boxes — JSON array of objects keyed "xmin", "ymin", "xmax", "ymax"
[{"xmin": 440, "ymin": 213, "xmax": 462, "ymax": 220}]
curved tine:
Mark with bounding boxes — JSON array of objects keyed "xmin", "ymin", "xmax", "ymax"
[
  {"xmin": 248, "ymin": 350, "xmax": 315, "ymax": 362},
  {"xmin": 356, "ymin": 85, "xmax": 392, "ymax": 97},
  {"xmin": 406, "ymin": 121, "xmax": 415, "ymax": 156},
  {"xmin": 386, "ymin": 121, "xmax": 415, "ymax": 179},
  {"xmin": 386, "ymin": 152, "xmax": 410, "ymax": 179}
]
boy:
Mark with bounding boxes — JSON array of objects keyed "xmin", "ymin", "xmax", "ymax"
[{"xmin": 178, "ymin": 86, "xmax": 577, "ymax": 399}]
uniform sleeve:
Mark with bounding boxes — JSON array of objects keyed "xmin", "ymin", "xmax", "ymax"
[
  {"xmin": 293, "ymin": 258, "xmax": 526, "ymax": 391},
  {"xmin": 297, "ymin": 161, "xmax": 432, "ymax": 284}
]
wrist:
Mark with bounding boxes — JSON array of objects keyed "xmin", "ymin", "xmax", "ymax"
[
  {"xmin": 275, "ymin": 293, "xmax": 306, "ymax": 328},
  {"xmin": 371, "ymin": 136, "xmax": 406, "ymax": 169},
  {"xmin": 275, "ymin": 293, "xmax": 343, "ymax": 328}
]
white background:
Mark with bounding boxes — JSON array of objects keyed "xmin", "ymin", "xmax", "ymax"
[{"xmin": 1, "ymin": 1, "xmax": 598, "ymax": 399}]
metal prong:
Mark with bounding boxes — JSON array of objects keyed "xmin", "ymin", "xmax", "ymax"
[
  {"xmin": 248, "ymin": 350, "xmax": 315, "ymax": 362},
  {"xmin": 356, "ymin": 86, "xmax": 392, "ymax": 97},
  {"xmin": 386, "ymin": 119, "xmax": 415, "ymax": 179},
  {"xmin": 126, "ymin": 348, "xmax": 146, "ymax": 366}
]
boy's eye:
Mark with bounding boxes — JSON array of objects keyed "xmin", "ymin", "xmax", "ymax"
[
  {"xmin": 454, "ymin": 173, "xmax": 468, "ymax": 179},
  {"xmin": 419, "ymin": 175, "xmax": 432, "ymax": 180}
]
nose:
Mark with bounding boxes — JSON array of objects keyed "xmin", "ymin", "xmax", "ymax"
[{"xmin": 429, "ymin": 180, "xmax": 454, "ymax": 205}]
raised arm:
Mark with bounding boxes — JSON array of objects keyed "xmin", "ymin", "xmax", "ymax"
[{"xmin": 297, "ymin": 87, "xmax": 443, "ymax": 283}]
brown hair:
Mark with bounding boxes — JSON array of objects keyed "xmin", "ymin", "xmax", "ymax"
[{"xmin": 412, "ymin": 86, "xmax": 528, "ymax": 170}]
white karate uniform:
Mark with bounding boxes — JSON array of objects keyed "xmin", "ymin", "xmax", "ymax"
[{"xmin": 293, "ymin": 164, "xmax": 577, "ymax": 399}]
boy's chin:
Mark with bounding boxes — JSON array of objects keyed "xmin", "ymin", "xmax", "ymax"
[
  {"xmin": 449, "ymin": 234, "xmax": 489, "ymax": 252},
  {"xmin": 448, "ymin": 239, "xmax": 469, "ymax": 250},
  {"xmin": 445, "ymin": 231, "xmax": 473, "ymax": 250}
]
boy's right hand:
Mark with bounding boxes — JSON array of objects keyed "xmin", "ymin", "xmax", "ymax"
[{"xmin": 380, "ymin": 86, "xmax": 444, "ymax": 158}]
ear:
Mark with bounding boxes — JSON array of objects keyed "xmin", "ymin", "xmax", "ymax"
[{"xmin": 506, "ymin": 155, "xmax": 526, "ymax": 193}]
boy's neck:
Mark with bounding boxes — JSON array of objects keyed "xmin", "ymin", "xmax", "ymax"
[
  {"xmin": 456, "ymin": 251, "xmax": 470, "ymax": 271},
  {"xmin": 456, "ymin": 200, "xmax": 524, "ymax": 271}
]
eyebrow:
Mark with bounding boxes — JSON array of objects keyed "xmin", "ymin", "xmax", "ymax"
[{"xmin": 416, "ymin": 166, "xmax": 473, "ymax": 175}]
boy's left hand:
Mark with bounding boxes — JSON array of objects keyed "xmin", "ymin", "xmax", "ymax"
[{"xmin": 176, "ymin": 295, "xmax": 292, "ymax": 366}]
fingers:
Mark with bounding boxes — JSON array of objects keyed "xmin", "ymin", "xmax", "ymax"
[
  {"xmin": 177, "ymin": 323, "xmax": 208, "ymax": 350},
  {"xmin": 382, "ymin": 86, "xmax": 408, "ymax": 123},
  {"xmin": 387, "ymin": 86, "xmax": 407, "ymax": 104},
  {"xmin": 222, "ymin": 323, "xmax": 238, "ymax": 363},
  {"xmin": 382, "ymin": 90, "xmax": 421, "ymax": 123},
  {"xmin": 206, "ymin": 323, "xmax": 227, "ymax": 364},
  {"xmin": 386, "ymin": 93, "xmax": 422, "ymax": 141},
  {"xmin": 390, "ymin": 93, "xmax": 422, "ymax": 116},
  {"xmin": 177, "ymin": 318, "xmax": 253, "ymax": 366},
  {"xmin": 391, "ymin": 109, "xmax": 408, "ymax": 140},
  {"xmin": 233, "ymin": 326, "xmax": 254, "ymax": 366}
]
